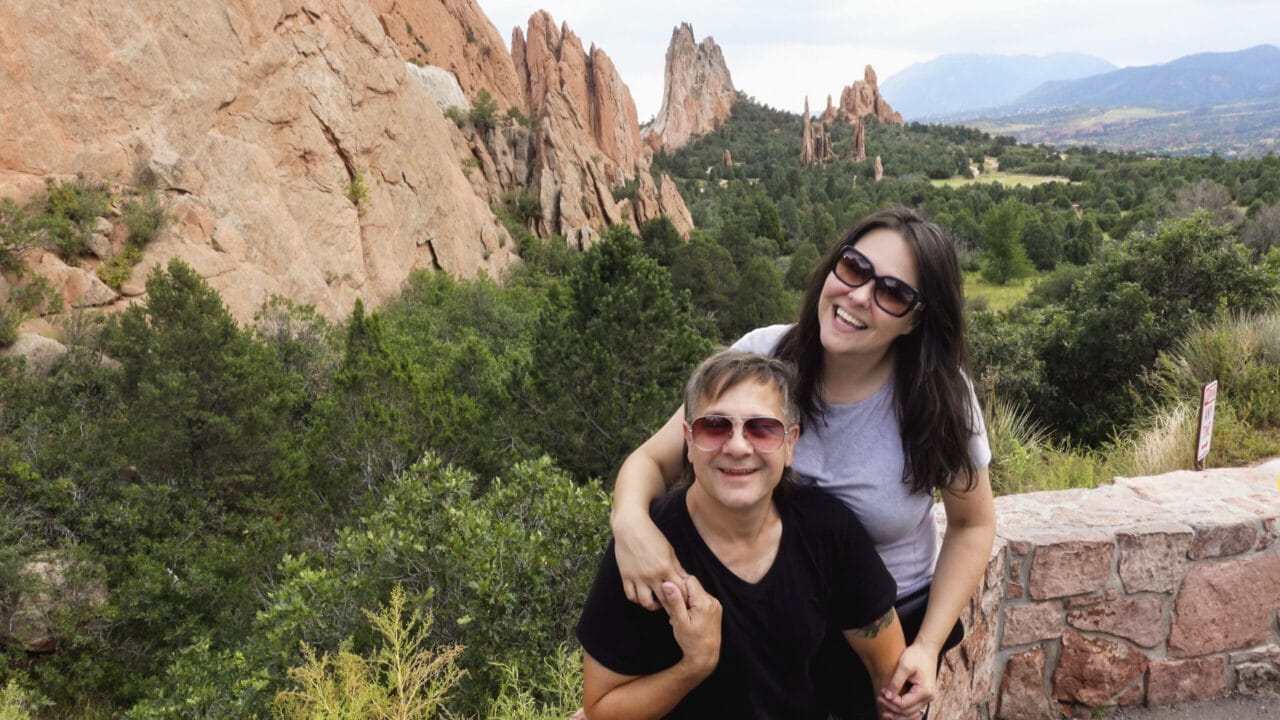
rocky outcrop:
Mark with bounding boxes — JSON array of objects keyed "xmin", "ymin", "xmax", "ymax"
[
  {"xmin": 852, "ymin": 118, "xmax": 866, "ymax": 162},
  {"xmin": 800, "ymin": 98, "xmax": 815, "ymax": 166},
  {"xmin": 820, "ymin": 94, "xmax": 839, "ymax": 124},
  {"xmin": 874, "ymin": 155, "xmax": 884, "ymax": 182},
  {"xmin": 3, "ymin": 554, "xmax": 108, "ymax": 653},
  {"xmin": 0, "ymin": 0, "xmax": 515, "ymax": 324},
  {"xmin": 372, "ymin": 0, "xmax": 525, "ymax": 113},
  {"xmin": 0, "ymin": 333, "xmax": 68, "ymax": 377},
  {"xmin": 642, "ymin": 23, "xmax": 736, "ymax": 153},
  {"xmin": 837, "ymin": 65, "xmax": 904, "ymax": 126}
]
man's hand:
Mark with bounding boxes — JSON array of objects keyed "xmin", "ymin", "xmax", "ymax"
[
  {"xmin": 659, "ymin": 576, "xmax": 721, "ymax": 676},
  {"xmin": 614, "ymin": 514, "xmax": 687, "ymax": 611},
  {"xmin": 877, "ymin": 643, "xmax": 937, "ymax": 719}
]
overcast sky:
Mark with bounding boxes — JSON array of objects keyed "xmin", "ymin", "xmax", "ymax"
[{"xmin": 477, "ymin": 0, "xmax": 1279, "ymax": 120}]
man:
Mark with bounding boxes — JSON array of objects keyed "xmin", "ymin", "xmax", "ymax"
[{"xmin": 577, "ymin": 350, "xmax": 905, "ymax": 719}]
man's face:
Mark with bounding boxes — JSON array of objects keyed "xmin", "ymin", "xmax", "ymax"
[{"xmin": 684, "ymin": 379, "xmax": 798, "ymax": 513}]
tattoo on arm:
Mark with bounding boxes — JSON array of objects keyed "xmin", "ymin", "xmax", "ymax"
[{"xmin": 848, "ymin": 608, "xmax": 894, "ymax": 639}]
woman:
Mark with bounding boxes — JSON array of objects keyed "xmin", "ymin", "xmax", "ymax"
[{"xmin": 610, "ymin": 207, "xmax": 995, "ymax": 719}]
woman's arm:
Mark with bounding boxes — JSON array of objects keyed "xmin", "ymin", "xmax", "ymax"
[
  {"xmin": 611, "ymin": 406, "xmax": 689, "ymax": 610},
  {"xmin": 883, "ymin": 466, "xmax": 996, "ymax": 717}
]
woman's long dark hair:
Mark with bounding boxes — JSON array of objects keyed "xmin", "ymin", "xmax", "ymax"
[{"xmin": 775, "ymin": 207, "xmax": 979, "ymax": 494}]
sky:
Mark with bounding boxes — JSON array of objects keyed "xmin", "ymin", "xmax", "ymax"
[{"xmin": 477, "ymin": 0, "xmax": 1279, "ymax": 120}]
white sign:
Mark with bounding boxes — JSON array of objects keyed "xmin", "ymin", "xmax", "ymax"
[{"xmin": 1195, "ymin": 380, "xmax": 1218, "ymax": 466}]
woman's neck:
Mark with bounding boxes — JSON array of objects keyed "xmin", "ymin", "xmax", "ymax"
[{"xmin": 819, "ymin": 347, "xmax": 896, "ymax": 404}]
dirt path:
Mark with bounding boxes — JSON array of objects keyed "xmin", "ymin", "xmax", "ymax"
[{"xmin": 1104, "ymin": 693, "xmax": 1277, "ymax": 719}]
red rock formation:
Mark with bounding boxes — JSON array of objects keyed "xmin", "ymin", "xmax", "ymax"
[
  {"xmin": 372, "ymin": 0, "xmax": 525, "ymax": 113},
  {"xmin": 838, "ymin": 65, "xmax": 903, "ymax": 126},
  {"xmin": 643, "ymin": 23, "xmax": 736, "ymax": 152},
  {"xmin": 722, "ymin": 149, "xmax": 733, "ymax": 167},
  {"xmin": 0, "ymin": 0, "xmax": 515, "ymax": 324},
  {"xmin": 820, "ymin": 94, "xmax": 838, "ymax": 124},
  {"xmin": 799, "ymin": 98, "xmax": 815, "ymax": 166},
  {"xmin": 852, "ymin": 118, "xmax": 866, "ymax": 162},
  {"xmin": 874, "ymin": 155, "xmax": 884, "ymax": 182}
]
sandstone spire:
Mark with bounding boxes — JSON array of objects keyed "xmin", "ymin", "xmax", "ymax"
[
  {"xmin": 852, "ymin": 118, "xmax": 866, "ymax": 162},
  {"xmin": 874, "ymin": 155, "xmax": 884, "ymax": 182},
  {"xmin": 820, "ymin": 94, "xmax": 838, "ymax": 124},
  {"xmin": 642, "ymin": 23, "xmax": 736, "ymax": 152},
  {"xmin": 800, "ymin": 97, "xmax": 815, "ymax": 166}
]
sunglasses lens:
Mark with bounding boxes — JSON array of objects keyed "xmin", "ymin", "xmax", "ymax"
[
  {"xmin": 689, "ymin": 416, "xmax": 788, "ymax": 452},
  {"xmin": 875, "ymin": 278, "xmax": 918, "ymax": 317},
  {"xmin": 690, "ymin": 415, "xmax": 735, "ymax": 451},
  {"xmin": 742, "ymin": 418, "xmax": 786, "ymax": 452},
  {"xmin": 834, "ymin": 248, "xmax": 874, "ymax": 288}
]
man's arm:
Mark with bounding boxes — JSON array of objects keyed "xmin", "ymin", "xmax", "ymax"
[
  {"xmin": 842, "ymin": 607, "xmax": 906, "ymax": 698},
  {"xmin": 582, "ymin": 578, "xmax": 722, "ymax": 720}
]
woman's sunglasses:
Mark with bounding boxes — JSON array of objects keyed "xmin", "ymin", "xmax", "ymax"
[
  {"xmin": 686, "ymin": 415, "xmax": 789, "ymax": 453},
  {"xmin": 831, "ymin": 245, "xmax": 924, "ymax": 317}
]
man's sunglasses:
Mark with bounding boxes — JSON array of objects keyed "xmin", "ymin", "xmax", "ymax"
[
  {"xmin": 686, "ymin": 415, "xmax": 790, "ymax": 453},
  {"xmin": 831, "ymin": 245, "xmax": 924, "ymax": 317}
]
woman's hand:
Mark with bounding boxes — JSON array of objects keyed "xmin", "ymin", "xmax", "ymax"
[
  {"xmin": 877, "ymin": 642, "xmax": 937, "ymax": 719},
  {"xmin": 613, "ymin": 511, "xmax": 686, "ymax": 611}
]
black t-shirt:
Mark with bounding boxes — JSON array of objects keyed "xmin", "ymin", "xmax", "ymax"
[{"xmin": 577, "ymin": 484, "xmax": 896, "ymax": 719}]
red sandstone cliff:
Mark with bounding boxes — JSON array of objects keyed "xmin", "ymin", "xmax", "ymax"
[
  {"xmin": 642, "ymin": 23, "xmax": 737, "ymax": 153},
  {"xmin": 0, "ymin": 0, "xmax": 696, "ymax": 328},
  {"xmin": 0, "ymin": 0, "xmax": 516, "ymax": 324}
]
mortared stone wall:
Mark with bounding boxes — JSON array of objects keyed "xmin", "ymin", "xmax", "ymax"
[{"xmin": 933, "ymin": 458, "xmax": 1280, "ymax": 719}]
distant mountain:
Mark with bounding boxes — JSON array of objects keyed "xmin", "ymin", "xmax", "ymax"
[
  {"xmin": 880, "ymin": 53, "xmax": 1116, "ymax": 119},
  {"xmin": 953, "ymin": 45, "xmax": 1280, "ymax": 156},
  {"xmin": 1008, "ymin": 44, "xmax": 1280, "ymax": 111}
]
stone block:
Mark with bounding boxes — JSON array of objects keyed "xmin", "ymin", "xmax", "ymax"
[
  {"xmin": 1052, "ymin": 630, "xmax": 1147, "ymax": 707},
  {"xmin": 1189, "ymin": 519, "xmax": 1259, "ymax": 560},
  {"xmin": 1169, "ymin": 554, "xmax": 1280, "ymax": 657},
  {"xmin": 1115, "ymin": 680, "xmax": 1145, "ymax": 707},
  {"xmin": 1002, "ymin": 602, "xmax": 1063, "ymax": 647},
  {"xmin": 997, "ymin": 646, "xmax": 1057, "ymax": 720},
  {"xmin": 1065, "ymin": 589, "xmax": 1118, "ymax": 610},
  {"xmin": 1147, "ymin": 657, "xmax": 1228, "ymax": 706},
  {"xmin": 1235, "ymin": 662, "xmax": 1280, "ymax": 695},
  {"xmin": 1066, "ymin": 596, "xmax": 1165, "ymax": 648},
  {"xmin": 1008, "ymin": 580, "xmax": 1024, "ymax": 599},
  {"xmin": 1117, "ymin": 528, "xmax": 1192, "ymax": 593},
  {"xmin": 1028, "ymin": 539, "xmax": 1113, "ymax": 599}
]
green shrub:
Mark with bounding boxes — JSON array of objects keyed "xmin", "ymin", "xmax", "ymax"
[
  {"xmin": 272, "ymin": 586, "xmax": 464, "ymax": 720},
  {"xmin": 40, "ymin": 178, "xmax": 111, "ymax": 261},
  {"xmin": 610, "ymin": 178, "xmax": 639, "ymax": 203},
  {"xmin": 0, "ymin": 199, "xmax": 36, "ymax": 273},
  {"xmin": 122, "ymin": 189, "xmax": 169, "ymax": 246},
  {"xmin": 97, "ymin": 245, "xmax": 144, "ymax": 290},
  {"xmin": 470, "ymin": 89, "xmax": 498, "ymax": 132},
  {"xmin": 485, "ymin": 646, "xmax": 583, "ymax": 720},
  {"xmin": 345, "ymin": 172, "xmax": 369, "ymax": 212},
  {"xmin": 443, "ymin": 106, "xmax": 467, "ymax": 128},
  {"xmin": 0, "ymin": 678, "xmax": 49, "ymax": 720}
]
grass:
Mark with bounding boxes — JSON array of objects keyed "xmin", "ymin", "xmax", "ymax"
[
  {"xmin": 931, "ymin": 171, "xmax": 1070, "ymax": 189},
  {"xmin": 963, "ymin": 270, "xmax": 1038, "ymax": 312}
]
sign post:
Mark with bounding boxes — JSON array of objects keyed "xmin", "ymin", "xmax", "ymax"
[{"xmin": 1195, "ymin": 380, "xmax": 1218, "ymax": 471}]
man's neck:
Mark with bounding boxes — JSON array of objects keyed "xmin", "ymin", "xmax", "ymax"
[{"xmin": 685, "ymin": 485, "xmax": 783, "ymax": 584}]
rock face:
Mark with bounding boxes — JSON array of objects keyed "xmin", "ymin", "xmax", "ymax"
[
  {"xmin": 838, "ymin": 65, "xmax": 904, "ymax": 125},
  {"xmin": 371, "ymin": 0, "xmax": 525, "ymax": 112},
  {"xmin": 852, "ymin": 118, "xmax": 866, "ymax": 162},
  {"xmin": 1, "ymin": 0, "xmax": 515, "ymax": 323},
  {"xmin": 407, "ymin": 64, "xmax": 470, "ymax": 112},
  {"xmin": 642, "ymin": 23, "xmax": 736, "ymax": 152}
]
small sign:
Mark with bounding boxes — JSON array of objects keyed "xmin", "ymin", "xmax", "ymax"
[{"xmin": 1195, "ymin": 380, "xmax": 1218, "ymax": 470}]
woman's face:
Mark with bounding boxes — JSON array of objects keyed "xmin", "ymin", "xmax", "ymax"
[{"xmin": 816, "ymin": 227, "xmax": 921, "ymax": 361}]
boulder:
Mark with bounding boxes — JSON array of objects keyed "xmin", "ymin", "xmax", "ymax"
[
  {"xmin": 642, "ymin": 23, "xmax": 736, "ymax": 152},
  {"xmin": 997, "ymin": 647, "xmax": 1057, "ymax": 720},
  {"xmin": 32, "ymin": 251, "xmax": 118, "ymax": 308},
  {"xmin": 5, "ymin": 554, "xmax": 108, "ymax": 653},
  {"xmin": 0, "ymin": 332, "xmax": 67, "ymax": 376},
  {"xmin": 1147, "ymin": 657, "xmax": 1228, "ymax": 706}
]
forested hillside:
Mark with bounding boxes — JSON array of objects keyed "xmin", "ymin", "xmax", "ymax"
[{"xmin": 2, "ymin": 95, "xmax": 1279, "ymax": 718}]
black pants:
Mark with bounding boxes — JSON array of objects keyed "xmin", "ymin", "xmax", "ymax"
[{"xmin": 816, "ymin": 584, "xmax": 965, "ymax": 720}]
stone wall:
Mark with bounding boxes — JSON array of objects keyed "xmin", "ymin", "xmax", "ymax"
[{"xmin": 935, "ymin": 459, "xmax": 1280, "ymax": 719}]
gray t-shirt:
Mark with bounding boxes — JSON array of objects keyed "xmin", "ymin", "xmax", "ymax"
[{"xmin": 732, "ymin": 324, "xmax": 992, "ymax": 598}]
